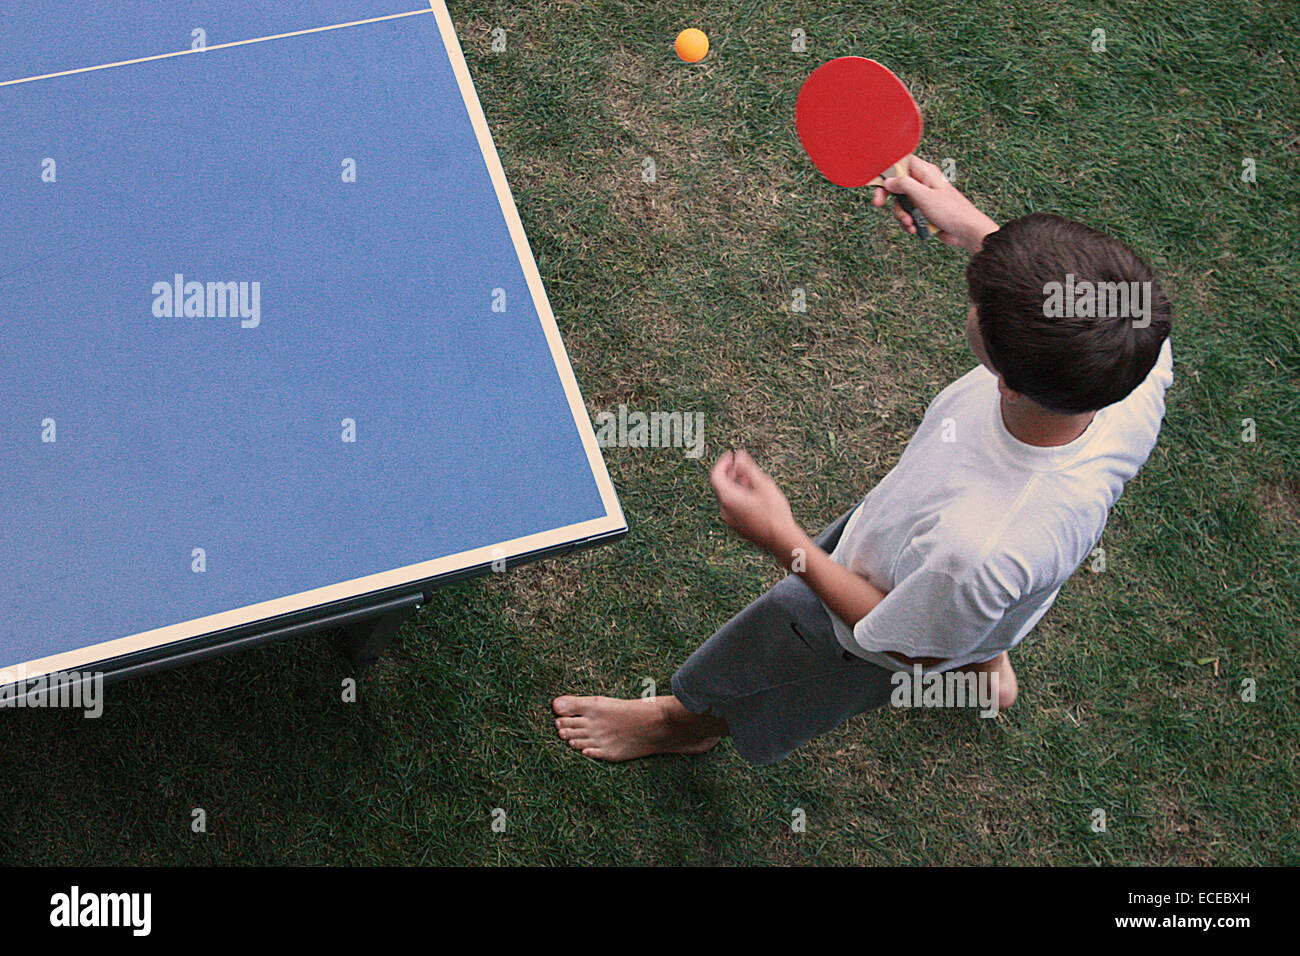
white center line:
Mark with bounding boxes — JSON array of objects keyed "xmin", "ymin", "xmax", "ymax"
[{"xmin": 0, "ymin": 8, "xmax": 433, "ymax": 89}]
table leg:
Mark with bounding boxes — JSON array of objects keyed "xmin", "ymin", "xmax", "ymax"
[{"xmin": 338, "ymin": 597, "xmax": 423, "ymax": 667}]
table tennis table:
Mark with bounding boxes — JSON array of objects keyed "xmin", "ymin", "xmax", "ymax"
[{"xmin": 0, "ymin": 1, "xmax": 625, "ymax": 697}]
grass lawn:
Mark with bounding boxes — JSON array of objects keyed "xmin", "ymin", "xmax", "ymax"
[{"xmin": 1, "ymin": 0, "xmax": 1296, "ymax": 865}]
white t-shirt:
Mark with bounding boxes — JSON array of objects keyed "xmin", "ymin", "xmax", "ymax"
[{"xmin": 827, "ymin": 338, "xmax": 1173, "ymax": 673}]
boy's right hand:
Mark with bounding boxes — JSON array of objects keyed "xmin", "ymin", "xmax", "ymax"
[{"xmin": 872, "ymin": 155, "xmax": 999, "ymax": 252}]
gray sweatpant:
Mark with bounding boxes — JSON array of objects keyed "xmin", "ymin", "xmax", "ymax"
[{"xmin": 671, "ymin": 510, "xmax": 896, "ymax": 766}]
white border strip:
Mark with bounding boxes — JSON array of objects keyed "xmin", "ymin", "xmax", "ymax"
[
  {"xmin": 424, "ymin": 0, "xmax": 624, "ymax": 526},
  {"xmin": 12, "ymin": 515, "xmax": 621, "ymax": 681}
]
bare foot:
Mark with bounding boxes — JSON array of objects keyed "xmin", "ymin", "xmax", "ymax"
[
  {"xmin": 958, "ymin": 652, "xmax": 1019, "ymax": 712},
  {"xmin": 986, "ymin": 652, "xmax": 1019, "ymax": 711},
  {"xmin": 551, "ymin": 695, "xmax": 721, "ymax": 762}
]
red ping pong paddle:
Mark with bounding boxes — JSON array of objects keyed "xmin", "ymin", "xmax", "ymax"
[{"xmin": 796, "ymin": 57, "xmax": 937, "ymax": 241}]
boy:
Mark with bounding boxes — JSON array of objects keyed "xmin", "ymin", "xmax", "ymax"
[{"xmin": 553, "ymin": 157, "xmax": 1174, "ymax": 765}]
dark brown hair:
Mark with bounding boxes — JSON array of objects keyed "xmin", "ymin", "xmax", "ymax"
[{"xmin": 966, "ymin": 213, "xmax": 1172, "ymax": 413}]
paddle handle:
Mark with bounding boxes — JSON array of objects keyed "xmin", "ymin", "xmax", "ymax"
[
  {"xmin": 876, "ymin": 156, "xmax": 939, "ymax": 241},
  {"xmin": 896, "ymin": 194, "xmax": 930, "ymax": 242}
]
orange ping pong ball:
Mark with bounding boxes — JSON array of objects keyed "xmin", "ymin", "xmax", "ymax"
[{"xmin": 675, "ymin": 28, "xmax": 709, "ymax": 63}]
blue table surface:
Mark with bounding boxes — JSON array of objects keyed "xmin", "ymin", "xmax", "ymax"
[{"xmin": 0, "ymin": 3, "xmax": 612, "ymax": 666}]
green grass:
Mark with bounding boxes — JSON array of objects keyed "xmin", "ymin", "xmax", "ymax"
[{"xmin": 2, "ymin": 0, "xmax": 1297, "ymax": 865}]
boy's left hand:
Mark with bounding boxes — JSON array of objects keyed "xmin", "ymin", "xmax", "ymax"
[{"xmin": 708, "ymin": 449, "xmax": 802, "ymax": 556}]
